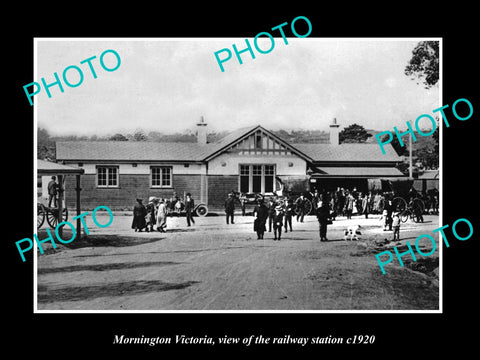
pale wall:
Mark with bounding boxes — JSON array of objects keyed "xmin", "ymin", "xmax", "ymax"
[
  {"xmin": 207, "ymin": 153, "xmax": 307, "ymax": 176},
  {"xmin": 73, "ymin": 163, "xmax": 206, "ymax": 175}
]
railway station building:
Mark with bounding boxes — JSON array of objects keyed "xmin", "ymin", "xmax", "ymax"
[{"xmin": 55, "ymin": 118, "xmax": 405, "ymax": 211}]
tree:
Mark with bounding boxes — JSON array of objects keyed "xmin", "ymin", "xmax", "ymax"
[
  {"xmin": 382, "ymin": 121, "xmax": 439, "ymax": 169},
  {"xmin": 381, "ymin": 132, "xmax": 407, "ymax": 156},
  {"xmin": 109, "ymin": 133, "xmax": 129, "ymax": 141},
  {"xmin": 412, "ymin": 121, "xmax": 439, "ymax": 169},
  {"xmin": 37, "ymin": 127, "xmax": 56, "ymax": 160},
  {"xmin": 207, "ymin": 131, "xmax": 229, "ymax": 143},
  {"xmin": 405, "ymin": 41, "xmax": 439, "ymax": 89},
  {"xmin": 132, "ymin": 128, "xmax": 148, "ymax": 141},
  {"xmin": 339, "ymin": 123, "xmax": 372, "ymax": 143}
]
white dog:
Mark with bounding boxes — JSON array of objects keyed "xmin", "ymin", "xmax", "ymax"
[{"xmin": 344, "ymin": 225, "xmax": 362, "ymax": 241}]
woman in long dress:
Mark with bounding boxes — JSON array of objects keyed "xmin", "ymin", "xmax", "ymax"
[
  {"xmin": 132, "ymin": 198, "xmax": 147, "ymax": 232},
  {"xmin": 156, "ymin": 198, "xmax": 168, "ymax": 232}
]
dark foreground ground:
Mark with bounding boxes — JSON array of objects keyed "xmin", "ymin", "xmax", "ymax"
[{"xmin": 36, "ymin": 213, "xmax": 440, "ymax": 311}]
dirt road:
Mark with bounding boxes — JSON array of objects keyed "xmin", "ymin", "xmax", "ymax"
[{"xmin": 36, "ymin": 213, "xmax": 440, "ymax": 311}]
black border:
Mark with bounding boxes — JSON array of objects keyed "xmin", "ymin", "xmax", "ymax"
[{"xmin": 7, "ymin": 5, "xmax": 479, "ymax": 356}]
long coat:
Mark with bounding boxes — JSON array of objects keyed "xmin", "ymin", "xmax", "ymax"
[
  {"xmin": 362, "ymin": 197, "xmax": 370, "ymax": 214},
  {"xmin": 156, "ymin": 202, "xmax": 167, "ymax": 229},
  {"xmin": 253, "ymin": 204, "xmax": 268, "ymax": 232},
  {"xmin": 316, "ymin": 204, "xmax": 330, "ymax": 239},
  {"xmin": 132, "ymin": 203, "xmax": 147, "ymax": 229},
  {"xmin": 345, "ymin": 195, "xmax": 355, "ymax": 211}
]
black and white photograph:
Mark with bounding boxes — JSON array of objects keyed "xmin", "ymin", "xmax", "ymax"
[
  {"xmin": 34, "ymin": 38, "xmax": 441, "ymax": 311},
  {"xmin": 7, "ymin": 7, "xmax": 479, "ymax": 356}
]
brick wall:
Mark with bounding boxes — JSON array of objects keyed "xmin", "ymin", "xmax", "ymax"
[
  {"xmin": 64, "ymin": 173, "xmax": 202, "ymax": 210},
  {"xmin": 207, "ymin": 175, "xmax": 238, "ymax": 208}
]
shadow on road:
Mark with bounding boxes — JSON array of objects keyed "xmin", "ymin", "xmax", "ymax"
[
  {"xmin": 71, "ymin": 245, "xmax": 275, "ymax": 259},
  {"xmin": 38, "ymin": 260, "xmax": 182, "ymax": 274},
  {"xmin": 36, "ymin": 230, "xmax": 166, "ymax": 249},
  {"xmin": 38, "ymin": 279, "xmax": 199, "ymax": 303}
]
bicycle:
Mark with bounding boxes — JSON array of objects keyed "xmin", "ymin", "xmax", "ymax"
[{"xmin": 392, "ymin": 197, "xmax": 425, "ymax": 223}]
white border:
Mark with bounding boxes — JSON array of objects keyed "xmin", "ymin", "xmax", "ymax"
[{"xmin": 33, "ymin": 37, "xmax": 443, "ymax": 314}]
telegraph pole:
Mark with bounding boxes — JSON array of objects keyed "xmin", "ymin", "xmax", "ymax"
[{"xmin": 409, "ymin": 132, "xmax": 413, "ymax": 178}]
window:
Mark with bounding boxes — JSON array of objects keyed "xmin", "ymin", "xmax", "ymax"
[
  {"xmin": 151, "ymin": 167, "xmax": 172, "ymax": 188},
  {"xmin": 252, "ymin": 165, "xmax": 262, "ymax": 193},
  {"xmin": 240, "ymin": 165, "xmax": 250, "ymax": 193},
  {"xmin": 239, "ymin": 164, "xmax": 275, "ymax": 194},
  {"xmin": 264, "ymin": 165, "xmax": 275, "ymax": 192},
  {"xmin": 97, "ymin": 166, "xmax": 118, "ymax": 187}
]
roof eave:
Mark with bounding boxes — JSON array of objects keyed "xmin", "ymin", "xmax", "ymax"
[
  {"xmin": 311, "ymin": 160, "xmax": 401, "ymax": 166},
  {"xmin": 203, "ymin": 125, "xmax": 314, "ymax": 163},
  {"xmin": 58, "ymin": 159, "xmax": 206, "ymax": 164}
]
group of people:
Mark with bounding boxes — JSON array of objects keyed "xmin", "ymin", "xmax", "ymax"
[
  {"xmin": 251, "ymin": 197, "xmax": 295, "ymax": 241},
  {"xmin": 309, "ymin": 187, "xmax": 439, "ymax": 220},
  {"xmin": 310, "ymin": 187, "xmax": 379, "ymax": 220},
  {"xmin": 249, "ymin": 193, "xmax": 330, "ymax": 242},
  {"xmin": 229, "ymin": 191, "xmax": 309, "ymax": 224},
  {"xmin": 225, "ymin": 192, "xmax": 294, "ymax": 240},
  {"xmin": 131, "ymin": 193, "xmax": 196, "ymax": 232},
  {"xmin": 132, "ymin": 186, "xmax": 437, "ymax": 243}
]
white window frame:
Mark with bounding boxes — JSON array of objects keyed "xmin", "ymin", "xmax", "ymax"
[
  {"xmin": 150, "ymin": 166, "xmax": 173, "ymax": 188},
  {"xmin": 239, "ymin": 164, "xmax": 276, "ymax": 194},
  {"xmin": 96, "ymin": 166, "xmax": 119, "ymax": 188}
]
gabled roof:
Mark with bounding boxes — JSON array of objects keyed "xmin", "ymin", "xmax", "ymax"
[
  {"xmin": 56, "ymin": 125, "xmax": 402, "ymax": 164},
  {"xmin": 202, "ymin": 125, "xmax": 314, "ymax": 162}
]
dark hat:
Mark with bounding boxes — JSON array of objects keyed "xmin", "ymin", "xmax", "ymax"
[{"xmin": 136, "ymin": 198, "xmax": 143, "ymax": 202}]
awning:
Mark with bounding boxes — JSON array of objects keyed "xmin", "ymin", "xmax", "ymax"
[
  {"xmin": 310, "ymin": 166, "xmax": 405, "ymax": 178},
  {"xmin": 37, "ymin": 159, "xmax": 84, "ymax": 175}
]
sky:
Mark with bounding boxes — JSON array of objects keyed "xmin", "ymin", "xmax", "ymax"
[{"xmin": 35, "ymin": 38, "xmax": 440, "ymax": 137}]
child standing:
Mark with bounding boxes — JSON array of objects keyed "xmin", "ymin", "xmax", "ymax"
[
  {"xmin": 272, "ymin": 205, "xmax": 284, "ymax": 241},
  {"xmin": 284, "ymin": 199, "xmax": 293, "ymax": 233},
  {"xmin": 381, "ymin": 209, "xmax": 389, "ymax": 231},
  {"xmin": 145, "ymin": 197, "xmax": 157, "ymax": 232},
  {"xmin": 392, "ymin": 211, "xmax": 401, "ymax": 241}
]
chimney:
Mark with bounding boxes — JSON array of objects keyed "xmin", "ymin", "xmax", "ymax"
[
  {"xmin": 196, "ymin": 116, "xmax": 208, "ymax": 145},
  {"xmin": 329, "ymin": 117, "xmax": 340, "ymax": 145}
]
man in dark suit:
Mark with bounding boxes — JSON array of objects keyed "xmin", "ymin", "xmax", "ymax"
[
  {"xmin": 47, "ymin": 176, "xmax": 58, "ymax": 208},
  {"xmin": 316, "ymin": 200, "xmax": 330, "ymax": 242},
  {"xmin": 295, "ymin": 193, "xmax": 306, "ymax": 222},
  {"xmin": 225, "ymin": 192, "xmax": 235, "ymax": 224},
  {"xmin": 284, "ymin": 198, "xmax": 294, "ymax": 232},
  {"xmin": 185, "ymin": 193, "xmax": 195, "ymax": 226},
  {"xmin": 272, "ymin": 205, "xmax": 284, "ymax": 241},
  {"xmin": 267, "ymin": 197, "xmax": 276, "ymax": 232}
]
